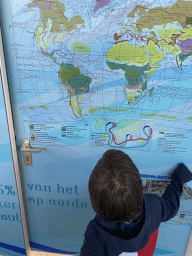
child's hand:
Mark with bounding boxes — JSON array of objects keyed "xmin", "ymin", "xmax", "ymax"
[
  {"xmin": 168, "ymin": 163, "xmax": 186, "ymax": 178},
  {"xmin": 168, "ymin": 165, "xmax": 178, "ymax": 178}
]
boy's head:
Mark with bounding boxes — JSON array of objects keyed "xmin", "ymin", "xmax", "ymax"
[{"xmin": 88, "ymin": 149, "xmax": 143, "ymax": 223}]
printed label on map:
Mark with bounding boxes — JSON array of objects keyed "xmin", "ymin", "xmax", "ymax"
[
  {"xmin": 61, "ymin": 125, "xmax": 90, "ymax": 146},
  {"xmin": 29, "ymin": 123, "xmax": 90, "ymax": 146},
  {"xmin": 152, "ymin": 131, "xmax": 192, "ymax": 154},
  {"xmin": 29, "ymin": 123, "xmax": 63, "ymax": 147}
]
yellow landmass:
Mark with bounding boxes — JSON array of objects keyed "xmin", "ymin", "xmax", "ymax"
[
  {"xmin": 145, "ymin": 41, "xmax": 166, "ymax": 65},
  {"xmin": 125, "ymin": 92, "xmax": 133, "ymax": 103},
  {"xmin": 126, "ymin": 72, "xmax": 137, "ymax": 78},
  {"xmin": 125, "ymin": 87, "xmax": 142, "ymax": 104},
  {"xmin": 71, "ymin": 95, "xmax": 83, "ymax": 117},
  {"xmin": 178, "ymin": 27, "xmax": 192, "ymax": 40},
  {"xmin": 36, "ymin": 29, "xmax": 41, "ymax": 45},
  {"xmin": 107, "ymin": 42, "xmax": 149, "ymax": 65},
  {"xmin": 41, "ymin": 105, "xmax": 49, "ymax": 111},
  {"xmin": 88, "ymin": 107, "xmax": 128, "ymax": 115},
  {"xmin": 140, "ymin": 113, "xmax": 177, "ymax": 119},
  {"xmin": 147, "ymin": 67, "xmax": 158, "ymax": 77},
  {"xmin": 159, "ymin": 27, "xmax": 180, "ymax": 44},
  {"xmin": 172, "ymin": 45, "xmax": 181, "ymax": 55},
  {"xmin": 158, "ymin": 40, "xmax": 180, "ymax": 55}
]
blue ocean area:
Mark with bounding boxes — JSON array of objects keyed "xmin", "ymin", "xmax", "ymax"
[
  {"xmin": 0, "ymin": 144, "xmax": 13, "ymax": 162},
  {"xmin": 89, "ymin": 77, "xmax": 126, "ymax": 92},
  {"xmin": 0, "ymin": 91, "xmax": 6, "ymax": 109}
]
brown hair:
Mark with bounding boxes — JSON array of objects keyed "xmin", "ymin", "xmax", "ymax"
[{"xmin": 88, "ymin": 149, "xmax": 143, "ymax": 223}]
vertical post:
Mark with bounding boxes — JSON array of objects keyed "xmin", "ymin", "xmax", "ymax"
[
  {"xmin": 185, "ymin": 229, "xmax": 192, "ymax": 256},
  {"xmin": 0, "ymin": 24, "xmax": 31, "ymax": 256}
]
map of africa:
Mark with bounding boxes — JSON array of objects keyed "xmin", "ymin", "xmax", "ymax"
[{"xmin": 10, "ymin": 0, "xmax": 192, "ymax": 151}]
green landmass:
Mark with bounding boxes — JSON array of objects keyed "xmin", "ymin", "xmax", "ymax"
[
  {"xmin": 60, "ymin": 63, "xmax": 81, "ymax": 83},
  {"xmin": 41, "ymin": 105, "xmax": 49, "ymax": 110},
  {"xmin": 107, "ymin": 60, "xmax": 149, "ymax": 87},
  {"xmin": 67, "ymin": 74, "xmax": 91, "ymax": 95},
  {"xmin": 148, "ymin": 87, "xmax": 154, "ymax": 97},
  {"xmin": 41, "ymin": 49, "xmax": 57, "ymax": 63},
  {"xmin": 59, "ymin": 63, "xmax": 91, "ymax": 96},
  {"xmin": 186, "ymin": 117, "xmax": 192, "ymax": 120},
  {"xmin": 140, "ymin": 113, "xmax": 177, "ymax": 119},
  {"xmin": 88, "ymin": 107, "xmax": 129, "ymax": 115},
  {"xmin": 71, "ymin": 96, "xmax": 83, "ymax": 117},
  {"xmin": 127, "ymin": 72, "xmax": 137, "ymax": 78},
  {"xmin": 187, "ymin": 17, "xmax": 192, "ymax": 25},
  {"xmin": 176, "ymin": 52, "xmax": 192, "ymax": 69},
  {"xmin": 142, "ymin": 81, "xmax": 147, "ymax": 92},
  {"xmin": 29, "ymin": 107, "xmax": 35, "ymax": 109},
  {"xmin": 71, "ymin": 41, "xmax": 91, "ymax": 54}
]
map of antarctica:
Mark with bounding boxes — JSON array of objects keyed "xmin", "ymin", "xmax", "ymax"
[{"xmin": 9, "ymin": 0, "xmax": 192, "ymax": 151}]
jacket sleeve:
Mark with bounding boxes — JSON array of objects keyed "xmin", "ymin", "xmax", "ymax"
[
  {"xmin": 79, "ymin": 234, "xmax": 107, "ymax": 256},
  {"xmin": 155, "ymin": 163, "xmax": 192, "ymax": 222}
]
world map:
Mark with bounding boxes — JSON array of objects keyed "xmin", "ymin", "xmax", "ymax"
[
  {"xmin": 10, "ymin": 0, "xmax": 192, "ymax": 150},
  {"xmin": 2, "ymin": 1, "xmax": 192, "ymax": 255}
]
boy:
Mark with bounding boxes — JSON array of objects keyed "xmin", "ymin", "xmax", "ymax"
[{"xmin": 80, "ymin": 149, "xmax": 192, "ymax": 256}]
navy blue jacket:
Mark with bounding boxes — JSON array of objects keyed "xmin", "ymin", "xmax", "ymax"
[{"xmin": 80, "ymin": 163, "xmax": 192, "ymax": 256}]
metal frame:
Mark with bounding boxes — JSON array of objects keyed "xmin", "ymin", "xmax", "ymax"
[
  {"xmin": 0, "ymin": 24, "xmax": 30, "ymax": 256},
  {"xmin": 185, "ymin": 229, "xmax": 192, "ymax": 255},
  {"xmin": 0, "ymin": 9, "xmax": 192, "ymax": 256}
]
